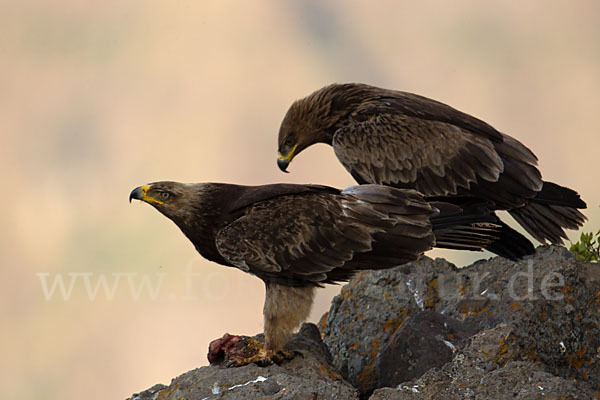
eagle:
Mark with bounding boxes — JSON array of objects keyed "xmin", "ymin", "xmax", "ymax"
[
  {"xmin": 277, "ymin": 83, "xmax": 586, "ymax": 249},
  {"xmin": 130, "ymin": 181, "xmax": 503, "ymax": 366}
]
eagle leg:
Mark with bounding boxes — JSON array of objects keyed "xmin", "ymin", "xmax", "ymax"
[
  {"xmin": 206, "ymin": 283, "xmax": 314, "ymax": 368},
  {"xmin": 263, "ymin": 283, "xmax": 315, "ymax": 352}
]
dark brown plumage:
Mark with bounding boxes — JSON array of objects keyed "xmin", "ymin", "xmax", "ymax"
[
  {"xmin": 130, "ymin": 181, "xmax": 500, "ymax": 365},
  {"xmin": 277, "ymin": 83, "xmax": 586, "ymax": 247}
]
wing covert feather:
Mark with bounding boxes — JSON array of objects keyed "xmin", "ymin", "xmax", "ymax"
[
  {"xmin": 215, "ymin": 195, "xmax": 373, "ymax": 280},
  {"xmin": 333, "ymin": 115, "xmax": 504, "ymax": 196},
  {"xmin": 214, "ymin": 188, "xmax": 438, "ymax": 284}
]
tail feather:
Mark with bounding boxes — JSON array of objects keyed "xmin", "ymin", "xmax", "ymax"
[
  {"xmin": 429, "ymin": 202, "xmax": 497, "ymax": 229},
  {"xmin": 483, "ymin": 219, "xmax": 535, "ymax": 261},
  {"xmin": 510, "ymin": 202, "xmax": 587, "ymax": 244},
  {"xmin": 532, "ymin": 181, "xmax": 586, "ymax": 208},
  {"xmin": 429, "ymin": 202, "xmax": 502, "ymax": 253},
  {"xmin": 509, "ymin": 181, "xmax": 587, "ymax": 244},
  {"xmin": 434, "ymin": 225, "xmax": 499, "ymax": 251}
]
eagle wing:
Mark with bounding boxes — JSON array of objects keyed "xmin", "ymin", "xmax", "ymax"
[
  {"xmin": 214, "ymin": 186, "xmax": 435, "ymax": 285},
  {"xmin": 332, "ymin": 115, "xmax": 505, "ymax": 196}
]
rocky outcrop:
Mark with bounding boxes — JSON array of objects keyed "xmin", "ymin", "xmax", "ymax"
[
  {"xmin": 127, "ymin": 324, "xmax": 358, "ymax": 400},
  {"xmin": 128, "ymin": 246, "xmax": 600, "ymax": 399}
]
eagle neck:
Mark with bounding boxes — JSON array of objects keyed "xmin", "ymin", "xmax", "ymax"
[{"xmin": 174, "ymin": 184, "xmax": 235, "ymax": 265}]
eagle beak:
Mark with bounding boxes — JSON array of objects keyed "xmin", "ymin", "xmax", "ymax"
[
  {"xmin": 277, "ymin": 158, "xmax": 289, "ymax": 173},
  {"xmin": 277, "ymin": 144, "xmax": 298, "ymax": 173},
  {"xmin": 129, "ymin": 185, "xmax": 164, "ymax": 205},
  {"xmin": 129, "ymin": 186, "xmax": 144, "ymax": 203}
]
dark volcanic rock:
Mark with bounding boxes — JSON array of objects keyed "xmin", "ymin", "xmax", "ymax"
[
  {"xmin": 320, "ymin": 246, "xmax": 600, "ymax": 397},
  {"xmin": 370, "ymin": 324, "xmax": 598, "ymax": 399},
  {"xmin": 377, "ymin": 311, "xmax": 477, "ymax": 388},
  {"xmin": 318, "ymin": 257, "xmax": 456, "ymax": 395},
  {"xmin": 127, "ymin": 323, "xmax": 358, "ymax": 400}
]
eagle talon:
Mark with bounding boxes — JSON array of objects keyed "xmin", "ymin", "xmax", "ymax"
[
  {"xmin": 223, "ymin": 348, "xmax": 297, "ymax": 368},
  {"xmin": 270, "ymin": 348, "xmax": 297, "ymax": 365}
]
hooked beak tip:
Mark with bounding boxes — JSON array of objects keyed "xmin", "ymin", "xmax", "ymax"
[
  {"xmin": 277, "ymin": 159, "xmax": 289, "ymax": 173},
  {"xmin": 129, "ymin": 186, "xmax": 144, "ymax": 203}
]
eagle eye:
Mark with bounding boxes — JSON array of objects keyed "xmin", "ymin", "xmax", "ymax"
[
  {"xmin": 159, "ymin": 191, "xmax": 170, "ymax": 200},
  {"xmin": 284, "ymin": 135, "xmax": 295, "ymax": 147}
]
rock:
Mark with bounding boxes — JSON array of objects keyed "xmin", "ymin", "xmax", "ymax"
[
  {"xmin": 376, "ymin": 311, "xmax": 477, "ymax": 388},
  {"xmin": 318, "ymin": 257, "xmax": 456, "ymax": 396},
  {"xmin": 320, "ymin": 245, "xmax": 600, "ymax": 397},
  {"xmin": 369, "ymin": 324, "xmax": 598, "ymax": 399},
  {"xmin": 127, "ymin": 323, "xmax": 358, "ymax": 400}
]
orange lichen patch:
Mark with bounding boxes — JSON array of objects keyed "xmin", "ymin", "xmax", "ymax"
[
  {"xmin": 480, "ymin": 348, "xmax": 492, "ymax": 358},
  {"xmin": 425, "ymin": 278, "xmax": 439, "ymax": 309},
  {"xmin": 383, "ymin": 291, "xmax": 391, "ymax": 300},
  {"xmin": 318, "ymin": 311, "xmax": 329, "ymax": 331},
  {"xmin": 383, "ymin": 316, "xmax": 404, "ymax": 333},
  {"xmin": 457, "ymin": 300, "xmax": 489, "ymax": 317},
  {"xmin": 349, "ymin": 341, "xmax": 361, "ymax": 351},
  {"xmin": 319, "ymin": 364, "xmax": 343, "ymax": 381},
  {"xmin": 492, "ymin": 335, "xmax": 513, "ymax": 366},
  {"xmin": 509, "ymin": 302, "xmax": 521, "ymax": 311},
  {"xmin": 575, "ymin": 313, "xmax": 583, "ymax": 321},
  {"xmin": 356, "ymin": 315, "xmax": 364, "ymax": 322},
  {"xmin": 566, "ymin": 346, "xmax": 593, "ymax": 370},
  {"xmin": 354, "ymin": 336, "xmax": 381, "ymax": 390},
  {"xmin": 560, "ymin": 285, "xmax": 575, "ymax": 303},
  {"xmin": 457, "ymin": 280, "xmax": 472, "ymax": 297},
  {"xmin": 340, "ymin": 286, "xmax": 351, "ymax": 300},
  {"xmin": 540, "ymin": 308, "xmax": 548, "ymax": 322},
  {"xmin": 523, "ymin": 347, "xmax": 540, "ymax": 362},
  {"xmin": 157, "ymin": 383, "xmax": 178, "ymax": 400}
]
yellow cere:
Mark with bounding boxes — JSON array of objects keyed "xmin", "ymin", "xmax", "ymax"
[
  {"xmin": 277, "ymin": 144, "xmax": 298, "ymax": 162},
  {"xmin": 141, "ymin": 185, "xmax": 164, "ymax": 205}
]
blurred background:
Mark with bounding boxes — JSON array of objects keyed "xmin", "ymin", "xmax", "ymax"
[{"xmin": 1, "ymin": 1, "xmax": 599, "ymax": 398}]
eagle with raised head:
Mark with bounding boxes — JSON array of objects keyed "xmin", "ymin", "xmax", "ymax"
[
  {"xmin": 277, "ymin": 83, "xmax": 586, "ymax": 249},
  {"xmin": 130, "ymin": 181, "xmax": 503, "ymax": 366}
]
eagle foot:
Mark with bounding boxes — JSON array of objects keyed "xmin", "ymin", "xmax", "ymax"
[{"xmin": 225, "ymin": 348, "xmax": 296, "ymax": 368}]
